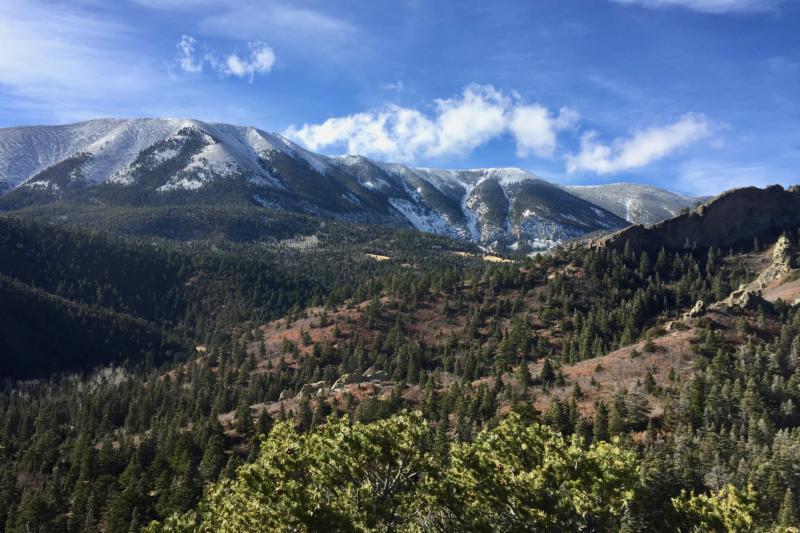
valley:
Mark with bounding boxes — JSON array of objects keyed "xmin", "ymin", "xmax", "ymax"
[{"xmin": 1, "ymin": 180, "xmax": 799, "ymax": 530}]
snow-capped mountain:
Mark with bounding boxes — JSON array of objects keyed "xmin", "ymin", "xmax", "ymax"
[
  {"xmin": 0, "ymin": 118, "xmax": 632, "ymax": 251},
  {"xmin": 566, "ymin": 183, "xmax": 701, "ymax": 226}
]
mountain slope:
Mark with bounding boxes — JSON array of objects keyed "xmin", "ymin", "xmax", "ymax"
[
  {"xmin": 0, "ymin": 118, "xmax": 628, "ymax": 250},
  {"xmin": 0, "ymin": 273, "xmax": 184, "ymax": 378},
  {"xmin": 600, "ymin": 184, "xmax": 800, "ymax": 253},
  {"xmin": 567, "ymin": 183, "xmax": 700, "ymax": 225}
]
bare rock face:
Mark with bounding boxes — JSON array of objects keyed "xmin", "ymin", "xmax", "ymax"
[{"xmin": 601, "ymin": 185, "xmax": 800, "ymax": 254}]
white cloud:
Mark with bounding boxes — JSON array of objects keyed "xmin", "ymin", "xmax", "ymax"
[
  {"xmin": 510, "ymin": 105, "xmax": 580, "ymax": 158},
  {"xmin": 224, "ymin": 42, "xmax": 276, "ymax": 81},
  {"xmin": 611, "ymin": 0, "xmax": 785, "ymax": 14},
  {"xmin": 174, "ymin": 36, "xmax": 275, "ymax": 82},
  {"xmin": 176, "ymin": 35, "xmax": 203, "ymax": 74},
  {"xmin": 428, "ymin": 85, "xmax": 510, "ymax": 157},
  {"xmin": 566, "ymin": 113, "xmax": 712, "ymax": 174},
  {"xmin": 286, "ymin": 84, "xmax": 577, "ymax": 163}
]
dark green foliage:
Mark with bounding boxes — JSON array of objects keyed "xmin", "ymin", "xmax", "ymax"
[
  {"xmin": 0, "ymin": 274, "xmax": 183, "ymax": 377},
  {"xmin": 0, "ymin": 203, "xmax": 797, "ymax": 531}
]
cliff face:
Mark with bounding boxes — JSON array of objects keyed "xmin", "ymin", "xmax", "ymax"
[{"xmin": 600, "ymin": 185, "xmax": 800, "ymax": 254}]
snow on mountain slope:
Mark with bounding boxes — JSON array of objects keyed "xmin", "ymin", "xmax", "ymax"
[
  {"xmin": 0, "ymin": 118, "xmax": 632, "ymax": 250},
  {"xmin": 567, "ymin": 183, "xmax": 700, "ymax": 225}
]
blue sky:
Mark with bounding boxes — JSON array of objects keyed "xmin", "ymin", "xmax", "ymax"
[{"xmin": 0, "ymin": 0, "xmax": 798, "ymax": 195}]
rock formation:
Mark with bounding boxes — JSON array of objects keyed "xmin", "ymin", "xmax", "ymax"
[{"xmin": 711, "ymin": 234, "xmax": 795, "ymax": 312}]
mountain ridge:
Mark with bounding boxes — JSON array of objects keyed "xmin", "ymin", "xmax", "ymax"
[
  {"xmin": 0, "ymin": 118, "xmax": 700, "ymax": 251},
  {"xmin": 566, "ymin": 182, "xmax": 701, "ymax": 225}
]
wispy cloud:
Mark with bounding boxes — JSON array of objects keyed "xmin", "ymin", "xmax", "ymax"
[
  {"xmin": 610, "ymin": 0, "xmax": 785, "ymax": 14},
  {"xmin": 381, "ymin": 81, "xmax": 407, "ymax": 93},
  {"xmin": 175, "ymin": 35, "xmax": 275, "ymax": 82},
  {"xmin": 198, "ymin": 2, "xmax": 356, "ymax": 60},
  {"xmin": 0, "ymin": 0, "xmax": 157, "ymax": 122},
  {"xmin": 285, "ymin": 84, "xmax": 577, "ymax": 163},
  {"xmin": 176, "ymin": 35, "xmax": 203, "ymax": 74},
  {"xmin": 134, "ymin": 0, "xmax": 357, "ymax": 66},
  {"xmin": 566, "ymin": 113, "xmax": 712, "ymax": 174}
]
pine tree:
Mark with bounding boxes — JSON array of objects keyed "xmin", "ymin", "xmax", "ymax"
[
  {"xmin": 235, "ymin": 403, "xmax": 254, "ymax": 438},
  {"xmin": 778, "ymin": 488, "xmax": 797, "ymax": 527},
  {"xmin": 311, "ymin": 399, "xmax": 326, "ymax": 429},
  {"xmin": 514, "ymin": 363, "xmax": 532, "ymax": 391},
  {"xmin": 540, "ymin": 359, "xmax": 556, "ymax": 384},
  {"xmin": 593, "ymin": 403, "xmax": 609, "ymax": 442},
  {"xmin": 298, "ymin": 396, "xmax": 313, "ymax": 432}
]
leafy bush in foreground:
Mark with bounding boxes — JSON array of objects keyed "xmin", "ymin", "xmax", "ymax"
[{"xmin": 150, "ymin": 412, "xmax": 640, "ymax": 532}]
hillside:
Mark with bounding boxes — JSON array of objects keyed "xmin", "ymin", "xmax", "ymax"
[
  {"xmin": 0, "ymin": 212, "xmax": 487, "ymax": 378},
  {"xmin": 2, "ymin": 184, "xmax": 799, "ymax": 531},
  {"xmin": 4, "ymin": 206, "xmax": 798, "ymax": 530}
]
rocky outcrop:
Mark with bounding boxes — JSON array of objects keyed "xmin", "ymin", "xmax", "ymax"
[
  {"xmin": 600, "ymin": 185, "xmax": 800, "ymax": 254},
  {"xmin": 332, "ymin": 373, "xmax": 364, "ymax": 390},
  {"xmin": 710, "ymin": 235, "xmax": 794, "ymax": 312},
  {"xmin": 714, "ymin": 286, "xmax": 768, "ymax": 311},
  {"xmin": 766, "ymin": 234, "xmax": 795, "ymax": 279},
  {"xmin": 363, "ymin": 366, "xmax": 388, "ymax": 381},
  {"xmin": 296, "ymin": 380, "xmax": 329, "ymax": 398},
  {"xmin": 684, "ymin": 300, "xmax": 706, "ymax": 320}
]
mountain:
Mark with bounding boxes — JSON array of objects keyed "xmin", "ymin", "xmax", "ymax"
[
  {"xmin": 600, "ymin": 184, "xmax": 800, "ymax": 254},
  {"xmin": 0, "ymin": 118, "xmax": 628, "ymax": 251},
  {"xmin": 566, "ymin": 183, "xmax": 700, "ymax": 225}
]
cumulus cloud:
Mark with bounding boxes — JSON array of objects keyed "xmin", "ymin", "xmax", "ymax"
[
  {"xmin": 566, "ymin": 113, "xmax": 712, "ymax": 174},
  {"xmin": 510, "ymin": 105, "xmax": 580, "ymax": 158},
  {"xmin": 611, "ymin": 0, "xmax": 785, "ymax": 14},
  {"xmin": 175, "ymin": 36, "xmax": 275, "ymax": 82},
  {"xmin": 286, "ymin": 84, "xmax": 577, "ymax": 163}
]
